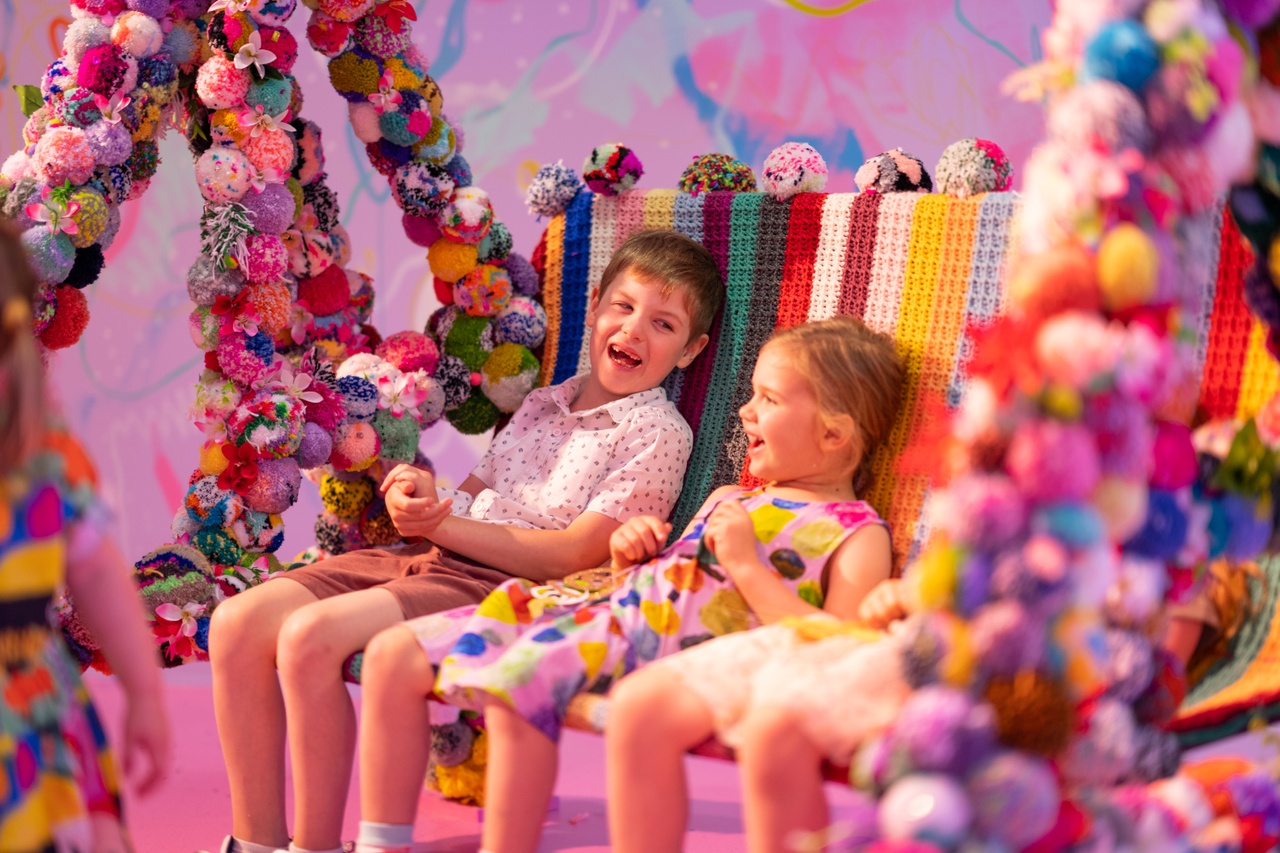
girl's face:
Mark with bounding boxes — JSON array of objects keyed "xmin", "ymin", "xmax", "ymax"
[{"xmin": 738, "ymin": 344, "xmax": 833, "ymax": 485}]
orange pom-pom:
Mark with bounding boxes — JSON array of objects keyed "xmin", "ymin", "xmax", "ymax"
[
  {"xmin": 428, "ymin": 239, "xmax": 478, "ymax": 284},
  {"xmin": 1007, "ymin": 243, "xmax": 1100, "ymax": 323},
  {"xmin": 39, "ymin": 286, "xmax": 90, "ymax": 350},
  {"xmin": 247, "ymin": 282, "xmax": 291, "ymax": 334}
]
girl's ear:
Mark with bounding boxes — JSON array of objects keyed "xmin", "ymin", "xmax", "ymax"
[{"xmin": 822, "ymin": 412, "xmax": 857, "ymax": 454}]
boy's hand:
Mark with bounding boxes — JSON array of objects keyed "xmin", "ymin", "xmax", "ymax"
[
  {"xmin": 379, "ymin": 463, "xmax": 438, "ymax": 500},
  {"xmin": 856, "ymin": 578, "xmax": 916, "ymax": 629},
  {"xmin": 702, "ymin": 501, "xmax": 762, "ymax": 578},
  {"xmin": 121, "ymin": 691, "xmax": 171, "ymax": 797},
  {"xmin": 610, "ymin": 516, "xmax": 671, "ymax": 570},
  {"xmin": 385, "ymin": 477, "xmax": 453, "ymax": 538}
]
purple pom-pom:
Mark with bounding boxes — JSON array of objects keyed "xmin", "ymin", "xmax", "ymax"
[
  {"xmin": 891, "ymin": 685, "xmax": 996, "ymax": 777},
  {"xmin": 504, "ymin": 252, "xmax": 539, "ymax": 296},
  {"xmin": 242, "ymin": 184, "xmax": 297, "ymax": 236},
  {"xmin": 969, "ymin": 600, "xmax": 1045, "ymax": 677},
  {"xmin": 85, "ymin": 120, "xmax": 133, "ymax": 167},
  {"xmin": 126, "ymin": 0, "xmax": 170, "ymax": 16},
  {"xmin": 296, "ymin": 421, "xmax": 334, "ymax": 469}
]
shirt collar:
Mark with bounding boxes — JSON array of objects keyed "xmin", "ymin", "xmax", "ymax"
[{"xmin": 548, "ymin": 374, "xmax": 668, "ymax": 423}]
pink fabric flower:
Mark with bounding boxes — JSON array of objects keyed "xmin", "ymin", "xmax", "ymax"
[
  {"xmin": 378, "ymin": 372, "xmax": 428, "ymax": 419},
  {"xmin": 25, "ymin": 185, "xmax": 80, "ymax": 235}
]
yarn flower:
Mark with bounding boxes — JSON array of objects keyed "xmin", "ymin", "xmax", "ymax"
[
  {"xmin": 378, "ymin": 372, "xmax": 427, "ymax": 419},
  {"xmin": 211, "ymin": 290, "xmax": 262, "ymax": 337},
  {"xmin": 93, "ymin": 92, "xmax": 131, "ymax": 125},
  {"xmin": 239, "ymin": 104, "xmax": 295, "ymax": 138},
  {"xmin": 264, "ymin": 360, "xmax": 325, "ymax": 405},
  {"xmin": 234, "ymin": 31, "xmax": 277, "ymax": 78},
  {"xmin": 288, "ymin": 302, "xmax": 315, "ymax": 345},
  {"xmin": 368, "ymin": 71, "xmax": 402, "ymax": 113},
  {"xmin": 374, "ymin": 0, "xmax": 417, "ymax": 33},
  {"xmin": 153, "ymin": 601, "xmax": 207, "ymax": 660},
  {"xmin": 209, "ymin": 0, "xmax": 254, "ymax": 12},
  {"xmin": 25, "ymin": 185, "xmax": 81, "ymax": 235},
  {"xmin": 218, "ymin": 441, "xmax": 260, "ymax": 494}
]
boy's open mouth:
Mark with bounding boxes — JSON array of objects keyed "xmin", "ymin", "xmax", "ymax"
[{"xmin": 608, "ymin": 344, "xmax": 642, "ymax": 369}]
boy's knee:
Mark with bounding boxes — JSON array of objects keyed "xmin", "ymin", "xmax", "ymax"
[
  {"xmin": 363, "ymin": 626, "xmax": 432, "ymax": 687},
  {"xmin": 209, "ymin": 591, "xmax": 270, "ymax": 662},
  {"xmin": 276, "ymin": 606, "xmax": 345, "ymax": 676}
]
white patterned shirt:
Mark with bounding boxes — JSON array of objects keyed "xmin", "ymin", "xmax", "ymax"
[{"xmin": 441, "ymin": 374, "xmax": 693, "ymax": 531}]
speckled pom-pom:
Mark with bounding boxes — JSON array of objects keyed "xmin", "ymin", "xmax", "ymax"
[
  {"xmin": 444, "ymin": 154, "xmax": 473, "ymax": 189},
  {"xmin": 477, "ymin": 221, "xmax": 512, "ymax": 264},
  {"xmin": 679, "ymin": 152, "xmax": 757, "ymax": 196},
  {"xmin": 855, "ymin": 147, "xmax": 933, "ymax": 194},
  {"xmin": 250, "ymin": 0, "xmax": 297, "ymax": 27},
  {"xmin": 392, "ymin": 162, "xmax": 455, "ymax": 218},
  {"xmin": 934, "ymin": 138, "xmax": 1014, "ymax": 198},
  {"xmin": 307, "ymin": 10, "xmax": 355, "ymax": 58},
  {"xmin": 258, "ymin": 26, "xmax": 299, "ymax": 74},
  {"xmin": 582, "ymin": 143, "xmax": 643, "ymax": 196},
  {"xmin": 187, "ymin": 256, "xmax": 246, "ymax": 307},
  {"xmin": 76, "ymin": 44, "xmax": 131, "ymax": 98},
  {"xmin": 372, "ymin": 408, "xmax": 421, "ymax": 463},
  {"xmin": 493, "ymin": 296, "xmax": 547, "ymax": 348},
  {"xmin": 33, "ymin": 126, "xmax": 96, "ymax": 187},
  {"xmin": 338, "ymin": 374, "xmax": 380, "ymax": 420},
  {"xmin": 241, "ymin": 233, "xmax": 289, "ymax": 284},
  {"xmin": 433, "ymin": 354, "xmax": 474, "ymax": 410},
  {"xmin": 525, "ymin": 160, "xmax": 581, "ymax": 218},
  {"xmin": 355, "ymin": 11, "xmax": 412, "ymax": 58},
  {"xmin": 242, "ymin": 127, "xmax": 298, "ymax": 177},
  {"xmin": 454, "ymin": 265, "xmax": 511, "ymax": 317},
  {"xmin": 21, "ymin": 228, "xmax": 77, "ymax": 284},
  {"xmin": 760, "ymin": 142, "xmax": 829, "ymax": 201},
  {"xmin": 439, "ymin": 186, "xmax": 494, "ymax": 244},
  {"xmin": 68, "ymin": 188, "xmax": 109, "ymax": 249},
  {"xmin": 64, "ymin": 18, "xmax": 112, "ymax": 65},
  {"xmin": 197, "ymin": 146, "xmax": 254, "ymax": 203},
  {"xmin": 377, "ymin": 330, "xmax": 440, "ymax": 374},
  {"xmin": 320, "ymin": 473, "xmax": 374, "ymax": 519}
]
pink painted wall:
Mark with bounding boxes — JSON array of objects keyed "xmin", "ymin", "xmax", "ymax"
[{"xmin": 0, "ymin": 0, "xmax": 1050, "ymax": 562}]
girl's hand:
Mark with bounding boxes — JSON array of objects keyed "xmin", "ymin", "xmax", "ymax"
[
  {"xmin": 120, "ymin": 691, "xmax": 171, "ymax": 797},
  {"xmin": 856, "ymin": 578, "xmax": 915, "ymax": 629},
  {"xmin": 610, "ymin": 516, "xmax": 671, "ymax": 570},
  {"xmin": 385, "ymin": 478, "xmax": 454, "ymax": 538},
  {"xmin": 702, "ymin": 501, "xmax": 762, "ymax": 576}
]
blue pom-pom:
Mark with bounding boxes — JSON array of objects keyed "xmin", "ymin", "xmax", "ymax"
[
  {"xmin": 337, "ymin": 375, "xmax": 379, "ymax": 420},
  {"xmin": 1123, "ymin": 489, "xmax": 1187, "ymax": 560},
  {"xmin": 1034, "ymin": 502, "xmax": 1105, "ymax": 549},
  {"xmin": 1082, "ymin": 20, "xmax": 1160, "ymax": 92},
  {"xmin": 66, "ymin": 244, "xmax": 105, "ymax": 289},
  {"xmin": 163, "ymin": 26, "xmax": 197, "ymax": 66},
  {"xmin": 138, "ymin": 54, "xmax": 176, "ymax": 87},
  {"xmin": 1221, "ymin": 493, "xmax": 1273, "ymax": 561},
  {"xmin": 245, "ymin": 75, "xmax": 294, "ymax": 117},
  {"xmin": 194, "ymin": 615, "xmax": 212, "ymax": 651},
  {"xmin": 444, "ymin": 153, "xmax": 473, "ymax": 188},
  {"xmin": 245, "ymin": 330, "xmax": 275, "ymax": 361},
  {"xmin": 379, "ymin": 111, "xmax": 421, "ymax": 147}
]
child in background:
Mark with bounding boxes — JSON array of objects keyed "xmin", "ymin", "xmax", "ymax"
[
  {"xmin": 210, "ymin": 229, "xmax": 723, "ymax": 853},
  {"xmin": 351, "ymin": 315, "xmax": 906, "ymax": 853},
  {"xmin": 0, "ymin": 222, "xmax": 171, "ymax": 851}
]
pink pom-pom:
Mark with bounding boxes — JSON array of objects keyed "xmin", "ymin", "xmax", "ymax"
[
  {"xmin": 242, "ymin": 233, "xmax": 288, "ymax": 284},
  {"xmin": 1149, "ymin": 421, "xmax": 1197, "ymax": 490},
  {"xmin": 242, "ymin": 126, "xmax": 297, "ymax": 176},
  {"xmin": 196, "ymin": 54, "xmax": 251, "ymax": 110},
  {"xmin": 317, "ymin": 0, "xmax": 377, "ymax": 22},
  {"xmin": 216, "ymin": 333, "xmax": 271, "ymax": 386},
  {"xmin": 403, "ymin": 212, "xmax": 442, "ymax": 248},
  {"xmin": 76, "ymin": 44, "xmax": 131, "ymax": 97},
  {"xmin": 761, "ymin": 141, "xmax": 828, "ymax": 201},
  {"xmin": 376, "ymin": 331, "xmax": 440, "ymax": 375},
  {"xmin": 306, "ymin": 10, "xmax": 354, "ymax": 57},
  {"xmin": 304, "ymin": 382, "xmax": 346, "ymax": 434},
  {"xmin": 2, "ymin": 151, "xmax": 32, "ymax": 184},
  {"xmin": 111, "ymin": 10, "xmax": 163, "ymax": 58},
  {"xmin": 196, "ymin": 146, "xmax": 254, "ymax": 203},
  {"xmin": 330, "ymin": 421, "xmax": 381, "ymax": 472},
  {"xmin": 348, "ymin": 101, "xmax": 383, "ymax": 144},
  {"xmin": 298, "ymin": 265, "xmax": 349, "ymax": 316},
  {"xmin": 33, "ymin": 126, "xmax": 96, "ymax": 186},
  {"xmin": 244, "ymin": 456, "xmax": 302, "ymax": 514},
  {"xmin": 258, "ymin": 26, "xmax": 298, "ymax": 74},
  {"xmin": 1006, "ymin": 419, "xmax": 1101, "ymax": 504}
]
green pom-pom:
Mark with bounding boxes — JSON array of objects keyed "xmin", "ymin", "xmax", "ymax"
[
  {"xmin": 477, "ymin": 222, "xmax": 512, "ymax": 263},
  {"xmin": 446, "ymin": 391, "xmax": 500, "ymax": 435},
  {"xmin": 246, "ymin": 74, "xmax": 294, "ymax": 117},
  {"xmin": 443, "ymin": 312, "xmax": 494, "ymax": 371},
  {"xmin": 192, "ymin": 526, "xmax": 244, "ymax": 566},
  {"xmin": 378, "ymin": 110, "xmax": 420, "ymax": 147},
  {"xmin": 328, "ymin": 52, "xmax": 381, "ymax": 97},
  {"xmin": 285, "ymin": 177, "xmax": 305, "ymax": 219},
  {"xmin": 373, "ymin": 407, "xmax": 421, "ymax": 463},
  {"xmin": 320, "ymin": 474, "xmax": 375, "ymax": 520}
]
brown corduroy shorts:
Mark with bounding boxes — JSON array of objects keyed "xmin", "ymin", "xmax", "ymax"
[{"xmin": 279, "ymin": 543, "xmax": 512, "ymax": 619}]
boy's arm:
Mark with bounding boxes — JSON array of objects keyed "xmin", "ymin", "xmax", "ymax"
[{"xmin": 427, "ymin": 510, "xmax": 620, "ymax": 580}]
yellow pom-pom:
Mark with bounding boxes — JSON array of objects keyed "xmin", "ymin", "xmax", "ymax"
[
  {"xmin": 210, "ymin": 108, "xmax": 249, "ymax": 145},
  {"xmin": 433, "ymin": 731, "xmax": 488, "ymax": 806},
  {"xmin": 1097, "ymin": 222, "xmax": 1159, "ymax": 311},
  {"xmin": 383, "ymin": 57, "xmax": 423, "ymax": 92},
  {"xmin": 428, "ymin": 239, "xmax": 479, "ymax": 284},
  {"xmin": 937, "ymin": 615, "xmax": 975, "ymax": 688},
  {"xmin": 419, "ymin": 76, "xmax": 444, "ymax": 117},
  {"xmin": 320, "ymin": 474, "xmax": 375, "ymax": 520},
  {"xmin": 68, "ymin": 189, "xmax": 109, "ymax": 249},
  {"xmin": 1041, "ymin": 383, "xmax": 1083, "ymax": 420},
  {"xmin": 131, "ymin": 98, "xmax": 163, "ymax": 143},
  {"xmin": 1269, "ymin": 234, "xmax": 1280, "ymax": 284},
  {"xmin": 200, "ymin": 443, "xmax": 231, "ymax": 476},
  {"xmin": 914, "ymin": 542, "xmax": 961, "ymax": 611}
]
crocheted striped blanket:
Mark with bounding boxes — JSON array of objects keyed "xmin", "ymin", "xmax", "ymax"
[{"xmin": 535, "ymin": 189, "xmax": 1272, "ymax": 571}]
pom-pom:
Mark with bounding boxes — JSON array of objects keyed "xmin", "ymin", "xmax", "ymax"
[
  {"xmin": 217, "ymin": 331, "xmax": 272, "ymax": 386},
  {"xmin": 189, "ymin": 307, "xmax": 222, "ymax": 351},
  {"xmin": 453, "ymin": 265, "xmax": 511, "ymax": 317},
  {"xmin": 331, "ymin": 420, "xmax": 381, "ymax": 471},
  {"xmin": 1123, "ymin": 489, "xmax": 1188, "ymax": 561},
  {"xmin": 67, "ymin": 188, "xmax": 109, "ymax": 249},
  {"xmin": 185, "ymin": 476, "xmax": 243, "ymax": 528},
  {"xmin": 878, "ymin": 774, "xmax": 972, "ymax": 847},
  {"xmin": 241, "ymin": 233, "xmax": 289, "ymax": 284},
  {"xmin": 1097, "ymin": 223, "xmax": 1159, "ymax": 311},
  {"xmin": 376, "ymin": 330, "xmax": 439, "ymax": 374},
  {"xmin": 477, "ymin": 221, "xmax": 512, "ymax": 264},
  {"xmin": 125, "ymin": 139, "xmax": 160, "ymax": 185},
  {"xmin": 444, "ymin": 154, "xmax": 473, "ymax": 189},
  {"xmin": 64, "ymin": 18, "xmax": 112, "ymax": 65},
  {"xmin": 414, "ymin": 116, "xmax": 456, "ymax": 165},
  {"xmin": 76, "ymin": 44, "xmax": 131, "ymax": 97},
  {"xmin": 428, "ymin": 239, "xmax": 479, "ymax": 283},
  {"xmin": 303, "ymin": 381, "xmax": 346, "ymax": 434},
  {"xmin": 54, "ymin": 88, "xmax": 102, "ymax": 130},
  {"xmin": 197, "ymin": 147, "xmax": 254, "ymax": 203},
  {"xmin": 983, "ymin": 671, "xmax": 1072, "ymax": 757},
  {"xmin": 296, "ymin": 421, "xmax": 334, "ymax": 469},
  {"xmin": 39, "ymin": 286, "xmax": 90, "ymax": 350},
  {"xmin": 66, "ymin": 244, "xmax": 105, "ymax": 289},
  {"xmin": 329, "ymin": 48, "xmax": 382, "ymax": 101},
  {"xmin": 372, "ymin": 408, "xmax": 420, "ymax": 463},
  {"xmin": 33, "ymin": 126, "xmax": 96, "ymax": 187},
  {"xmin": 164, "ymin": 21, "xmax": 200, "ymax": 69},
  {"xmin": 21, "ymin": 227, "xmax": 77, "ymax": 284},
  {"xmin": 84, "ymin": 120, "xmax": 133, "ymax": 167},
  {"xmin": 582, "ymin": 143, "xmax": 644, "ymax": 196},
  {"xmin": 1062, "ymin": 697, "xmax": 1137, "ymax": 786},
  {"xmin": 892, "ymin": 685, "xmax": 995, "ymax": 776},
  {"xmin": 1104, "ymin": 628, "xmax": 1154, "ymax": 703},
  {"xmin": 303, "ymin": 181, "xmax": 341, "ymax": 232},
  {"xmin": 404, "ymin": 212, "xmax": 441, "ymax": 247},
  {"xmin": 355, "ymin": 12, "xmax": 412, "ymax": 58},
  {"xmin": 338, "ymin": 374, "xmax": 379, "ymax": 419},
  {"xmin": 493, "ymin": 296, "xmax": 547, "ymax": 349},
  {"xmin": 191, "ymin": 526, "xmax": 243, "ymax": 566},
  {"xmin": 241, "ymin": 183, "xmax": 296, "ymax": 235},
  {"xmin": 293, "ymin": 120, "xmax": 326, "ymax": 185},
  {"xmin": 245, "ymin": 75, "xmax": 294, "ymax": 117},
  {"xmin": 298, "ymin": 265, "xmax": 349, "ymax": 317},
  {"xmin": 988, "ymin": 534, "xmax": 1069, "ymax": 611},
  {"xmin": 1085, "ymin": 393, "xmax": 1153, "ymax": 480},
  {"xmin": 481, "ymin": 343, "xmax": 539, "ymax": 414},
  {"xmin": 1082, "ymin": 20, "xmax": 1160, "ymax": 92},
  {"xmin": 439, "ymin": 186, "xmax": 494, "ymax": 244},
  {"xmin": 307, "ymin": 11, "xmax": 355, "ymax": 58},
  {"xmin": 258, "ymin": 26, "xmax": 299, "ymax": 74},
  {"xmin": 446, "ymin": 391, "xmax": 501, "ymax": 435},
  {"xmin": 967, "ymin": 753, "xmax": 1060, "ymax": 851},
  {"xmin": 320, "ymin": 473, "xmax": 375, "ymax": 519},
  {"xmin": 318, "ymin": 0, "xmax": 377, "ymax": 22},
  {"xmin": 925, "ymin": 473, "xmax": 1026, "ymax": 552},
  {"xmin": 243, "ymin": 127, "xmax": 297, "ymax": 177},
  {"xmin": 392, "ymin": 162, "xmax": 454, "ymax": 218},
  {"xmin": 525, "ymin": 160, "xmax": 581, "ymax": 217},
  {"xmin": 244, "ymin": 456, "xmax": 301, "ymax": 514},
  {"xmin": 125, "ymin": 0, "xmax": 170, "ymax": 16},
  {"xmin": 196, "ymin": 54, "xmax": 251, "ymax": 111},
  {"xmin": 679, "ymin": 152, "xmax": 757, "ymax": 196},
  {"xmin": 187, "ymin": 256, "xmax": 246, "ymax": 307},
  {"xmin": 760, "ymin": 142, "xmax": 827, "ymax": 201},
  {"xmin": 855, "ymin": 148, "xmax": 932, "ymax": 194},
  {"xmin": 1048, "ymin": 82, "xmax": 1150, "ymax": 154},
  {"xmin": 504, "ymin": 252, "xmax": 539, "ymax": 296},
  {"xmin": 1005, "ymin": 419, "xmax": 1101, "ymax": 503},
  {"xmin": 249, "ymin": 0, "xmax": 297, "ymax": 26},
  {"xmin": 434, "ymin": 354, "xmax": 474, "ymax": 409},
  {"xmin": 934, "ymin": 138, "xmax": 1014, "ymax": 198},
  {"xmin": 111, "ymin": 11, "xmax": 163, "ymax": 58},
  {"xmin": 969, "ymin": 600, "xmax": 1044, "ymax": 677}
]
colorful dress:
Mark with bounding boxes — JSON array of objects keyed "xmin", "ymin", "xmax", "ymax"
[
  {"xmin": 410, "ymin": 487, "xmax": 885, "ymax": 741},
  {"xmin": 0, "ymin": 427, "xmax": 123, "ymax": 852}
]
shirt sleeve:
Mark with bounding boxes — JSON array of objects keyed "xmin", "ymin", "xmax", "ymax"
[
  {"xmin": 583, "ymin": 410, "xmax": 693, "ymax": 523},
  {"xmin": 469, "ymin": 386, "xmax": 548, "ymax": 487}
]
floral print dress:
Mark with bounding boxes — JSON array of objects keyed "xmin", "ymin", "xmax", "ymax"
[
  {"xmin": 410, "ymin": 487, "xmax": 885, "ymax": 741},
  {"xmin": 0, "ymin": 428, "xmax": 122, "ymax": 852}
]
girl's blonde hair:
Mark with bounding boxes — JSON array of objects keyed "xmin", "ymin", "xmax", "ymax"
[
  {"xmin": 0, "ymin": 222, "xmax": 46, "ymax": 477},
  {"xmin": 766, "ymin": 316, "xmax": 905, "ymax": 495}
]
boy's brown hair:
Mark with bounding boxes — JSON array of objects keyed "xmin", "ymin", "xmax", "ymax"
[
  {"xmin": 597, "ymin": 230, "xmax": 724, "ymax": 340},
  {"xmin": 767, "ymin": 316, "xmax": 906, "ymax": 496},
  {"xmin": 0, "ymin": 221, "xmax": 46, "ymax": 476}
]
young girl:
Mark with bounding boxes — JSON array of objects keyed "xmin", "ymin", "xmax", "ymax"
[
  {"xmin": 0, "ymin": 222, "xmax": 171, "ymax": 850},
  {"xmin": 351, "ymin": 315, "xmax": 906, "ymax": 853}
]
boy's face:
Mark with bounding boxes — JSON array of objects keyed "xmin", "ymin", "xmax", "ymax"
[{"xmin": 582, "ymin": 270, "xmax": 708, "ymax": 403}]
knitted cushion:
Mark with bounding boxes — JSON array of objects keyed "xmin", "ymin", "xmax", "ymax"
[{"xmin": 535, "ymin": 189, "xmax": 1268, "ymax": 571}]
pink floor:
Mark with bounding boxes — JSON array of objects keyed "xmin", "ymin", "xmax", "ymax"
[
  {"xmin": 86, "ymin": 666, "xmax": 868, "ymax": 852},
  {"xmin": 86, "ymin": 667, "xmax": 1263, "ymax": 853}
]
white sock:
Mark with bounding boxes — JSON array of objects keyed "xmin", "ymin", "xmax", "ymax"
[
  {"xmin": 353, "ymin": 821, "xmax": 414, "ymax": 853},
  {"xmin": 224, "ymin": 838, "xmax": 283, "ymax": 853},
  {"xmin": 288, "ymin": 845, "xmax": 344, "ymax": 853}
]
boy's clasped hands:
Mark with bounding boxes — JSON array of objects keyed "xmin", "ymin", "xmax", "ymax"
[{"xmin": 379, "ymin": 464, "xmax": 452, "ymax": 539}]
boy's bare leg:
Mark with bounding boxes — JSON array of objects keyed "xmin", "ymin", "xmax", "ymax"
[
  {"xmin": 210, "ymin": 579, "xmax": 320, "ymax": 848},
  {"xmin": 481, "ymin": 703, "xmax": 560, "ymax": 853},
  {"xmin": 606, "ymin": 668, "xmax": 716, "ymax": 853},
  {"xmin": 737, "ymin": 706, "xmax": 828, "ymax": 853},
  {"xmin": 276, "ymin": 588, "xmax": 406, "ymax": 851},
  {"xmin": 359, "ymin": 624, "xmax": 438, "ymax": 825}
]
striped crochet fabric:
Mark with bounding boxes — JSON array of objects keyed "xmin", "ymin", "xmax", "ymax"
[{"xmin": 534, "ymin": 189, "xmax": 1255, "ymax": 569}]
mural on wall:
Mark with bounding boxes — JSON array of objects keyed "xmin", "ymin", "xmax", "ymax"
[{"xmin": 0, "ymin": 0, "xmax": 1051, "ymax": 561}]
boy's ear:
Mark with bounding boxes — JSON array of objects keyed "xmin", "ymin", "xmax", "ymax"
[
  {"xmin": 586, "ymin": 286, "xmax": 601, "ymax": 325},
  {"xmin": 677, "ymin": 332, "xmax": 710, "ymax": 369}
]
